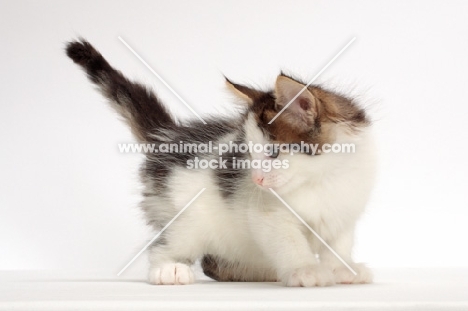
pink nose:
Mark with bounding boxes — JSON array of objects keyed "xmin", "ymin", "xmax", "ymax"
[{"xmin": 253, "ymin": 176, "xmax": 264, "ymax": 186}]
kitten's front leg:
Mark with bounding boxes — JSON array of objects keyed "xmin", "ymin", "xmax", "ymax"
[
  {"xmin": 319, "ymin": 228, "xmax": 373, "ymax": 284},
  {"xmin": 147, "ymin": 243, "xmax": 196, "ymax": 285},
  {"xmin": 249, "ymin": 209, "xmax": 334, "ymax": 287}
]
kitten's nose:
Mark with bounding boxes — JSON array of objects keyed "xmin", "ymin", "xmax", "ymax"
[{"xmin": 253, "ymin": 176, "xmax": 264, "ymax": 186}]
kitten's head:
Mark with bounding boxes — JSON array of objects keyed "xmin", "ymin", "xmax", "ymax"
[{"xmin": 226, "ymin": 74, "xmax": 369, "ymax": 194}]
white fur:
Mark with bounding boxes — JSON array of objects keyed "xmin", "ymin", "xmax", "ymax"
[
  {"xmin": 146, "ymin": 112, "xmax": 376, "ymax": 286},
  {"xmin": 149, "ymin": 263, "xmax": 195, "ymax": 285}
]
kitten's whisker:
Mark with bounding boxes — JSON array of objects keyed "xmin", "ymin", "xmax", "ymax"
[
  {"xmin": 246, "ymin": 184, "xmax": 257, "ymax": 206},
  {"xmin": 255, "ymin": 187, "xmax": 261, "ymax": 211},
  {"xmin": 259, "ymin": 189, "xmax": 265, "ymax": 212}
]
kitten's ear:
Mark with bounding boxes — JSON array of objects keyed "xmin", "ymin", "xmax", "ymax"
[
  {"xmin": 274, "ymin": 74, "xmax": 318, "ymax": 130},
  {"xmin": 225, "ymin": 77, "xmax": 264, "ymax": 106}
]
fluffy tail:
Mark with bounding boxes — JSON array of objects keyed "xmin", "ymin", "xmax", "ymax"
[{"xmin": 66, "ymin": 39, "xmax": 175, "ymax": 142}]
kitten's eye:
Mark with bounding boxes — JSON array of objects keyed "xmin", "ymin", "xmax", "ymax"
[{"xmin": 269, "ymin": 149, "xmax": 279, "ymax": 158}]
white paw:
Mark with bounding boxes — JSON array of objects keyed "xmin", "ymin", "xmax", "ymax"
[
  {"xmin": 148, "ymin": 263, "xmax": 195, "ymax": 285},
  {"xmin": 281, "ymin": 265, "xmax": 335, "ymax": 287},
  {"xmin": 333, "ymin": 263, "xmax": 373, "ymax": 284}
]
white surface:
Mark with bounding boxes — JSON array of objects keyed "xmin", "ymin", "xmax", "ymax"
[
  {"xmin": 1, "ymin": 269, "xmax": 467, "ymax": 310},
  {"xmin": 1, "ymin": 0, "xmax": 468, "ymax": 276}
]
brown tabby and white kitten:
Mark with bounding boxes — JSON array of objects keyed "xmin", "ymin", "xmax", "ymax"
[{"xmin": 66, "ymin": 39, "xmax": 376, "ymax": 287}]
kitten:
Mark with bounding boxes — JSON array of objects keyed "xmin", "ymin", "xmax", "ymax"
[{"xmin": 66, "ymin": 39, "xmax": 376, "ymax": 287}]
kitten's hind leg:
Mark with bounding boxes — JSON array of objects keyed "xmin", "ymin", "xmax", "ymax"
[{"xmin": 201, "ymin": 255, "xmax": 277, "ymax": 282}]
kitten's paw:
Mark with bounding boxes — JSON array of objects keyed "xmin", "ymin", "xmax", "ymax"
[
  {"xmin": 333, "ymin": 263, "xmax": 373, "ymax": 284},
  {"xmin": 148, "ymin": 263, "xmax": 195, "ymax": 285},
  {"xmin": 281, "ymin": 265, "xmax": 335, "ymax": 287}
]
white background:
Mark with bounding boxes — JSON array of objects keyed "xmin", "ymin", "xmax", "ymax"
[{"xmin": 1, "ymin": 0, "xmax": 467, "ymax": 278}]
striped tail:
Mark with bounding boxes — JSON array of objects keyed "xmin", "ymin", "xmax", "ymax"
[{"xmin": 66, "ymin": 39, "xmax": 175, "ymax": 142}]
